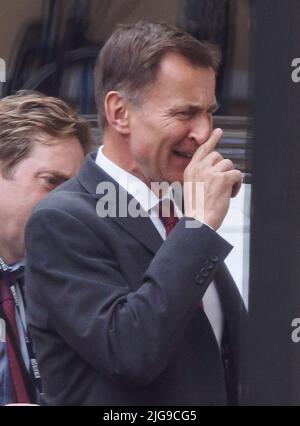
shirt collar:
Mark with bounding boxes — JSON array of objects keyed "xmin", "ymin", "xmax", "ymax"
[
  {"xmin": 0, "ymin": 256, "xmax": 25, "ymax": 274},
  {"xmin": 8, "ymin": 260, "xmax": 25, "ymax": 273}
]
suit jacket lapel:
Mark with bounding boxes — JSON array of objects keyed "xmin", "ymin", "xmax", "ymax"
[{"xmin": 76, "ymin": 153, "xmax": 163, "ymax": 254}]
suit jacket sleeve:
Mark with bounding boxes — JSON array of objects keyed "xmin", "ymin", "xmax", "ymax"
[{"xmin": 25, "ymin": 207, "xmax": 232, "ymax": 387}]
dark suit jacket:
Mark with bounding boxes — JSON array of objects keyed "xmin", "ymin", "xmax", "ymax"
[{"xmin": 25, "ymin": 153, "xmax": 246, "ymax": 406}]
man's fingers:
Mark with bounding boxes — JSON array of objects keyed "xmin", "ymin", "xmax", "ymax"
[
  {"xmin": 213, "ymin": 158, "xmax": 234, "ymax": 172},
  {"xmin": 201, "ymin": 151, "xmax": 224, "ymax": 167},
  {"xmin": 224, "ymin": 169, "xmax": 243, "ymax": 198},
  {"xmin": 192, "ymin": 128, "xmax": 223, "ymax": 163},
  {"xmin": 231, "ymin": 180, "xmax": 242, "ymax": 198}
]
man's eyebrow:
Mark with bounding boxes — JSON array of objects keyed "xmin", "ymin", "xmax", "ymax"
[
  {"xmin": 36, "ymin": 169, "xmax": 72, "ymax": 181},
  {"xmin": 168, "ymin": 102, "xmax": 220, "ymax": 114}
]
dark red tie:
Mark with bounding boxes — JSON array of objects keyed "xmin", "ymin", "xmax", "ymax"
[
  {"xmin": 159, "ymin": 200, "xmax": 179, "ymax": 236},
  {"xmin": 0, "ymin": 270, "xmax": 30, "ymax": 403}
]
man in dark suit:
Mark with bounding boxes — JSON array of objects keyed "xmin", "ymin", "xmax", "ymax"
[{"xmin": 25, "ymin": 21, "xmax": 245, "ymax": 406}]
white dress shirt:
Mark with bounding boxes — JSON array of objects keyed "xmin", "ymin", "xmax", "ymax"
[{"xmin": 95, "ymin": 146, "xmax": 224, "ymax": 348}]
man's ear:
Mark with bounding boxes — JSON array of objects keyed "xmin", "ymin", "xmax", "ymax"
[{"xmin": 104, "ymin": 91, "xmax": 130, "ymax": 135}]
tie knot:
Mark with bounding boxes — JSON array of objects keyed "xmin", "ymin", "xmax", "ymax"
[{"xmin": 159, "ymin": 199, "xmax": 179, "ymax": 236}]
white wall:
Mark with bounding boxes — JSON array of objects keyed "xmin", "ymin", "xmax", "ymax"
[{"xmin": 218, "ymin": 183, "xmax": 251, "ymax": 306}]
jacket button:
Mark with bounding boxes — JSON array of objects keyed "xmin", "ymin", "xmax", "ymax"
[
  {"xmin": 210, "ymin": 255, "xmax": 219, "ymax": 263},
  {"xmin": 200, "ymin": 267, "xmax": 209, "ymax": 277},
  {"xmin": 204, "ymin": 261, "xmax": 214, "ymax": 270},
  {"xmin": 195, "ymin": 274, "xmax": 205, "ymax": 286}
]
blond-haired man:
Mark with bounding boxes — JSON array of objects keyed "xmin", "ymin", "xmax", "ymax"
[{"xmin": 0, "ymin": 90, "xmax": 90, "ymax": 405}]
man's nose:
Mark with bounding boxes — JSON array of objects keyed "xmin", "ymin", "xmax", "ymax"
[{"xmin": 188, "ymin": 115, "xmax": 212, "ymax": 145}]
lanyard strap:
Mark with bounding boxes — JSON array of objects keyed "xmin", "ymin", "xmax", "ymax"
[
  {"xmin": 0, "ymin": 303, "xmax": 37, "ymax": 402},
  {"xmin": 0, "ymin": 257, "xmax": 42, "ymax": 395}
]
